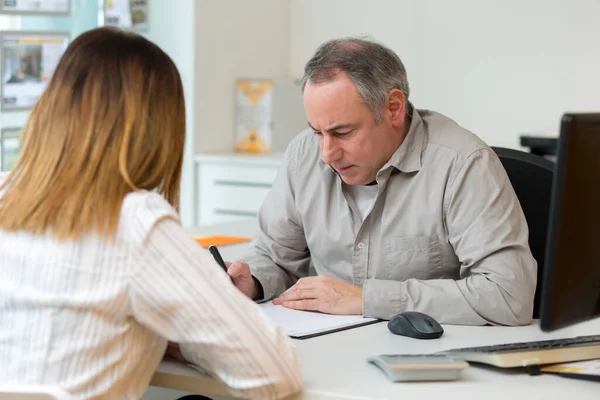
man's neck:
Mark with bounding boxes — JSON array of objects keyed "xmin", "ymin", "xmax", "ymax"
[{"xmin": 386, "ymin": 114, "xmax": 412, "ymax": 161}]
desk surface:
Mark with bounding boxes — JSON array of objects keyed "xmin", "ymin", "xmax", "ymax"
[
  {"xmin": 153, "ymin": 319, "xmax": 600, "ymax": 399},
  {"xmin": 153, "ymin": 221, "xmax": 600, "ymax": 399}
]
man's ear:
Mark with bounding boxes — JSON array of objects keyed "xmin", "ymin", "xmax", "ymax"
[{"xmin": 386, "ymin": 89, "xmax": 406, "ymax": 127}]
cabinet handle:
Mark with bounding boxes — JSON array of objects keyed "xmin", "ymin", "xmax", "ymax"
[
  {"xmin": 214, "ymin": 180, "xmax": 272, "ymax": 189},
  {"xmin": 214, "ymin": 209, "xmax": 258, "ymax": 217}
]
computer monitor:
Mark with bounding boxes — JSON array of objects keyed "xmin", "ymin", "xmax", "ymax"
[{"xmin": 539, "ymin": 113, "xmax": 600, "ymax": 331}]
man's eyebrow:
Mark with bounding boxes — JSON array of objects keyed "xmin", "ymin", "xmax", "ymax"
[
  {"xmin": 327, "ymin": 123, "xmax": 354, "ymax": 132},
  {"xmin": 307, "ymin": 122, "xmax": 355, "ymax": 132}
]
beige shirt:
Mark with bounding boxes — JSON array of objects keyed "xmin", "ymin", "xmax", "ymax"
[
  {"xmin": 0, "ymin": 180, "xmax": 301, "ymax": 400},
  {"xmin": 242, "ymin": 108, "xmax": 537, "ymax": 326}
]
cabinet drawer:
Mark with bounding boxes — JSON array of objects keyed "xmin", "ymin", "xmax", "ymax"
[
  {"xmin": 198, "ymin": 184, "xmax": 271, "ymax": 226},
  {"xmin": 201, "ymin": 210, "xmax": 257, "ymax": 226},
  {"xmin": 196, "ymin": 160, "xmax": 279, "ymax": 226},
  {"xmin": 206, "ymin": 184, "xmax": 271, "ymax": 213},
  {"xmin": 200, "ymin": 164, "xmax": 278, "ymax": 185}
]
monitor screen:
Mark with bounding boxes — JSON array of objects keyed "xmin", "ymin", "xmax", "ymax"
[{"xmin": 540, "ymin": 113, "xmax": 600, "ymax": 331}]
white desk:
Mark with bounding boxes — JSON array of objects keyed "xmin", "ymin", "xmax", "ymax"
[{"xmin": 150, "ymin": 222, "xmax": 600, "ymax": 399}]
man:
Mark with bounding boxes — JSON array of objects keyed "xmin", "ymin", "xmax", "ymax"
[{"xmin": 226, "ymin": 37, "xmax": 537, "ymax": 326}]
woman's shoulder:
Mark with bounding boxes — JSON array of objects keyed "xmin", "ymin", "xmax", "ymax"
[{"xmin": 118, "ymin": 190, "xmax": 180, "ymax": 245}]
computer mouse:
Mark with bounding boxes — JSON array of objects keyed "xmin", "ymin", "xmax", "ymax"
[{"xmin": 387, "ymin": 311, "xmax": 444, "ymax": 340}]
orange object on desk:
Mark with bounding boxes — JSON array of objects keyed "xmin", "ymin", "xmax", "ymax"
[{"xmin": 191, "ymin": 234, "xmax": 251, "ymax": 248}]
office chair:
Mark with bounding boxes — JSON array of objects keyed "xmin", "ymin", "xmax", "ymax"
[
  {"xmin": 0, "ymin": 385, "xmax": 74, "ymax": 400},
  {"xmin": 491, "ymin": 147, "xmax": 554, "ymax": 318}
]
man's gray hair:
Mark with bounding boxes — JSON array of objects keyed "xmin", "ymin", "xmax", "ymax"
[{"xmin": 300, "ymin": 37, "xmax": 410, "ymax": 122}]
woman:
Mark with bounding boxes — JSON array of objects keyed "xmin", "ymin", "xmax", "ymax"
[{"xmin": 0, "ymin": 27, "xmax": 301, "ymax": 400}]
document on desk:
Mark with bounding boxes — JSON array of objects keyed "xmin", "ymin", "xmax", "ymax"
[
  {"xmin": 541, "ymin": 359, "xmax": 600, "ymax": 382},
  {"xmin": 259, "ymin": 302, "xmax": 380, "ymax": 339}
]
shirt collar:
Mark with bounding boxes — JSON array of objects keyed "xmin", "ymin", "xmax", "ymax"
[{"xmin": 384, "ymin": 104, "xmax": 425, "ymax": 173}]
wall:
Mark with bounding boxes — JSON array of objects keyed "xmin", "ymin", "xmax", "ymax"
[
  {"xmin": 193, "ymin": 0, "xmax": 290, "ymax": 153},
  {"xmin": 142, "ymin": 0, "xmax": 197, "ymax": 226},
  {"xmin": 19, "ymin": 0, "xmax": 97, "ymax": 37},
  {"xmin": 289, "ymin": 0, "xmax": 600, "ymax": 148},
  {"xmin": 142, "ymin": 0, "xmax": 291, "ymax": 224}
]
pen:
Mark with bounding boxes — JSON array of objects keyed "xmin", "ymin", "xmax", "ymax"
[{"xmin": 208, "ymin": 245, "xmax": 232, "ymax": 281}]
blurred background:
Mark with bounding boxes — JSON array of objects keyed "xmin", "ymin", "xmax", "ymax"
[{"xmin": 1, "ymin": 0, "xmax": 599, "ymax": 230}]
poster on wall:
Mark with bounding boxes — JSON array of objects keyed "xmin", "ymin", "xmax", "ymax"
[
  {"xmin": 235, "ymin": 79, "xmax": 274, "ymax": 153},
  {"xmin": 102, "ymin": 0, "xmax": 148, "ymax": 31},
  {"xmin": 0, "ymin": 31, "xmax": 69, "ymax": 111},
  {"xmin": 0, "ymin": 126, "xmax": 21, "ymax": 172},
  {"xmin": 0, "ymin": 0, "xmax": 70, "ymax": 15}
]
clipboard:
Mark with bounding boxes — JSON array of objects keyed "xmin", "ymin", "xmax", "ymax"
[
  {"xmin": 259, "ymin": 302, "xmax": 382, "ymax": 339},
  {"xmin": 292, "ymin": 319, "xmax": 383, "ymax": 339}
]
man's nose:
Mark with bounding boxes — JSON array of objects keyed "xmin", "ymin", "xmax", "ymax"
[{"xmin": 321, "ymin": 136, "xmax": 340, "ymax": 164}]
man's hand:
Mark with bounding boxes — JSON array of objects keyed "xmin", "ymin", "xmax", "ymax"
[
  {"xmin": 273, "ymin": 275, "xmax": 363, "ymax": 315},
  {"xmin": 226, "ymin": 261, "xmax": 263, "ymax": 300}
]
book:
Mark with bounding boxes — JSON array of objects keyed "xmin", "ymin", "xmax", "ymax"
[{"xmin": 259, "ymin": 302, "xmax": 381, "ymax": 339}]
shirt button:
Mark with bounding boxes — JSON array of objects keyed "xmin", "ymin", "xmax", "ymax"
[{"xmin": 357, "ymin": 242, "xmax": 365, "ymax": 249}]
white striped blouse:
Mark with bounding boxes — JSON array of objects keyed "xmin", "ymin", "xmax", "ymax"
[{"xmin": 0, "ymin": 181, "xmax": 302, "ymax": 400}]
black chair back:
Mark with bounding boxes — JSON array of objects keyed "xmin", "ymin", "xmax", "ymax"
[{"xmin": 491, "ymin": 147, "xmax": 554, "ymax": 318}]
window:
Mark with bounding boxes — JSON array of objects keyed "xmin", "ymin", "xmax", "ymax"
[{"xmin": 0, "ymin": 14, "xmax": 21, "ymax": 30}]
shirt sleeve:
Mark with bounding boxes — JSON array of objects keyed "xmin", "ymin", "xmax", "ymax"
[
  {"xmin": 128, "ymin": 206, "xmax": 302, "ymax": 399},
  {"xmin": 240, "ymin": 140, "xmax": 311, "ymax": 301},
  {"xmin": 363, "ymin": 148, "xmax": 537, "ymax": 326}
]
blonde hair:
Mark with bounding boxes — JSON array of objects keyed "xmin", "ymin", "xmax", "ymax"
[{"xmin": 0, "ymin": 27, "xmax": 185, "ymax": 240}]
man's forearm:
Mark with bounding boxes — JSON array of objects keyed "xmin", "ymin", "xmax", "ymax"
[{"xmin": 362, "ymin": 276, "xmax": 533, "ymax": 326}]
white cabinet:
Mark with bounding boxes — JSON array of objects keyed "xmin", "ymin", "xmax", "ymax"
[{"xmin": 195, "ymin": 153, "xmax": 283, "ymax": 226}]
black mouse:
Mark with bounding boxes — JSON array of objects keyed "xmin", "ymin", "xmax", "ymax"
[{"xmin": 387, "ymin": 311, "xmax": 444, "ymax": 339}]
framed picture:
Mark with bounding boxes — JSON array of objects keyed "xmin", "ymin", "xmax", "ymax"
[
  {"xmin": 0, "ymin": 0, "xmax": 70, "ymax": 15},
  {"xmin": 0, "ymin": 126, "xmax": 21, "ymax": 172},
  {"xmin": 0, "ymin": 31, "xmax": 69, "ymax": 111},
  {"xmin": 235, "ymin": 78, "xmax": 274, "ymax": 153},
  {"xmin": 100, "ymin": 0, "xmax": 148, "ymax": 31}
]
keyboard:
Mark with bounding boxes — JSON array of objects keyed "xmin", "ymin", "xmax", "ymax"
[{"xmin": 439, "ymin": 334, "xmax": 600, "ymax": 368}]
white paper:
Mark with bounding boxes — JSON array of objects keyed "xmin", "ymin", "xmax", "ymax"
[
  {"xmin": 1, "ymin": 32, "xmax": 69, "ymax": 110},
  {"xmin": 0, "ymin": 0, "xmax": 69, "ymax": 13},
  {"xmin": 259, "ymin": 302, "xmax": 378, "ymax": 338},
  {"xmin": 103, "ymin": 0, "xmax": 148, "ymax": 30},
  {"xmin": 103, "ymin": 0, "xmax": 132, "ymax": 28},
  {"xmin": 129, "ymin": 0, "xmax": 148, "ymax": 30},
  {"xmin": 542, "ymin": 359, "xmax": 600, "ymax": 376}
]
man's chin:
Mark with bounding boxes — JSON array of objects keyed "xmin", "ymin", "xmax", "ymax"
[
  {"xmin": 335, "ymin": 166, "xmax": 374, "ymax": 185},
  {"xmin": 340, "ymin": 175, "xmax": 369, "ymax": 186}
]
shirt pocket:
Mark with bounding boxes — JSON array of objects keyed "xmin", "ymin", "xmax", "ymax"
[{"xmin": 384, "ymin": 235, "xmax": 443, "ymax": 281}]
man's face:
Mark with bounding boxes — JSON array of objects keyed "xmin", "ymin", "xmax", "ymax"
[{"xmin": 303, "ymin": 72, "xmax": 405, "ymax": 185}]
